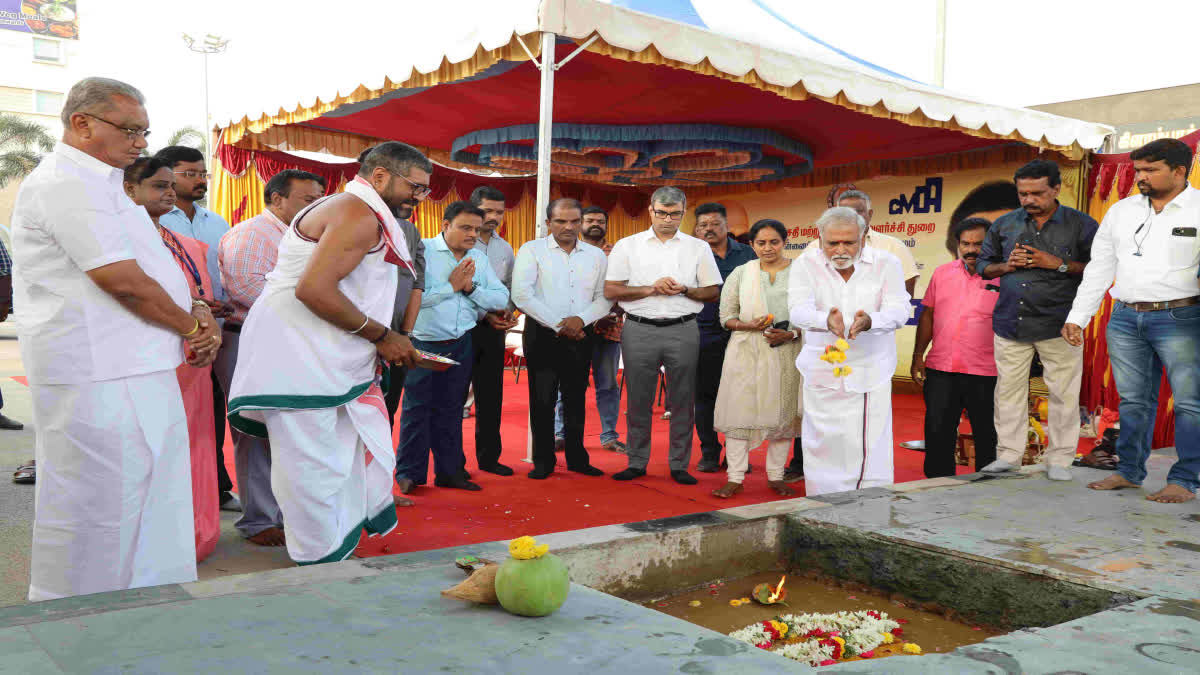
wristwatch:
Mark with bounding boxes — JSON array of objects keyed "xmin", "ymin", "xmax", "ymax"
[
  {"xmin": 465, "ymin": 282, "xmax": 477, "ymax": 295},
  {"xmin": 1056, "ymin": 260, "xmax": 1069, "ymax": 273}
]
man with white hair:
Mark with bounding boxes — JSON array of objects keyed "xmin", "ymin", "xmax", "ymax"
[
  {"xmin": 788, "ymin": 207, "xmax": 911, "ymax": 495},
  {"xmin": 837, "ymin": 189, "xmax": 920, "ymax": 297},
  {"xmin": 13, "ymin": 77, "xmax": 222, "ymax": 600}
]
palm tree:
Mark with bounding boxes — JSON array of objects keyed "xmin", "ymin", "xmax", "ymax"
[
  {"xmin": 0, "ymin": 114, "xmax": 55, "ymax": 189},
  {"xmin": 162, "ymin": 125, "xmax": 207, "ymax": 155}
]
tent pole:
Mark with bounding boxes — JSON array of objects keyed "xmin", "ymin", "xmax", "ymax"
[
  {"xmin": 524, "ymin": 30, "xmax": 557, "ymax": 465},
  {"xmin": 534, "ymin": 30, "xmax": 556, "ymax": 239}
]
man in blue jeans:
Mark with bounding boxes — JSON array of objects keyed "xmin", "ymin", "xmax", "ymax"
[
  {"xmin": 554, "ymin": 206, "xmax": 626, "ymax": 453},
  {"xmin": 395, "ymin": 201, "xmax": 509, "ymax": 494},
  {"xmin": 1064, "ymin": 138, "xmax": 1199, "ymax": 504}
]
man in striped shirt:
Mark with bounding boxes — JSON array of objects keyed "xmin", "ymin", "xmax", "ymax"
[{"xmin": 214, "ymin": 169, "xmax": 326, "ymax": 546}]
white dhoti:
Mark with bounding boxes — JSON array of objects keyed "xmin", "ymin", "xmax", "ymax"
[
  {"xmin": 228, "ymin": 180, "xmax": 410, "ymax": 566},
  {"xmin": 29, "ymin": 370, "xmax": 196, "ymax": 602},
  {"xmin": 801, "ymin": 384, "xmax": 894, "ymax": 496},
  {"xmin": 262, "ymin": 391, "xmax": 397, "ymax": 565}
]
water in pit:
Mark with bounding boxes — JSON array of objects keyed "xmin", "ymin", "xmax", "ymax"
[{"xmin": 644, "ymin": 570, "xmax": 1002, "ymax": 662}]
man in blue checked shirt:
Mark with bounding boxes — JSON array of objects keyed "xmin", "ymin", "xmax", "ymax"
[{"xmin": 395, "ymin": 201, "xmax": 509, "ymax": 494}]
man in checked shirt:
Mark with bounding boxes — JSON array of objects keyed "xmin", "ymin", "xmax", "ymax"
[{"xmin": 214, "ymin": 169, "xmax": 326, "ymax": 546}]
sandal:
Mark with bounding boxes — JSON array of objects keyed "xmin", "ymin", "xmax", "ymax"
[
  {"xmin": 711, "ymin": 482, "xmax": 743, "ymax": 499},
  {"xmin": 12, "ymin": 459, "xmax": 34, "ymax": 484},
  {"xmin": 767, "ymin": 480, "xmax": 796, "ymax": 497}
]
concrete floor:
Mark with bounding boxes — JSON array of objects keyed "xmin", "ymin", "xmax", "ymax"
[{"xmin": 0, "ymin": 323, "xmax": 293, "ymax": 608}]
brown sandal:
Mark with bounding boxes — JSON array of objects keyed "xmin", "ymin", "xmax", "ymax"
[
  {"xmin": 767, "ymin": 480, "xmax": 796, "ymax": 497},
  {"xmin": 711, "ymin": 482, "xmax": 743, "ymax": 499},
  {"xmin": 12, "ymin": 460, "xmax": 34, "ymax": 484}
]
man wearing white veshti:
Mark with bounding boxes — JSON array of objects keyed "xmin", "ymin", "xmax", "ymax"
[
  {"xmin": 13, "ymin": 77, "xmax": 223, "ymax": 600},
  {"xmin": 227, "ymin": 142, "xmax": 427, "ymax": 565},
  {"xmin": 788, "ymin": 207, "xmax": 910, "ymax": 496}
]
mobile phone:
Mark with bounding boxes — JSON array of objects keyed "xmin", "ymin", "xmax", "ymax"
[{"xmin": 768, "ymin": 320, "xmax": 793, "ymax": 348}]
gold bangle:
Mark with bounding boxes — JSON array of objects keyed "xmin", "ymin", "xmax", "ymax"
[{"xmin": 182, "ymin": 318, "xmax": 200, "ymax": 337}]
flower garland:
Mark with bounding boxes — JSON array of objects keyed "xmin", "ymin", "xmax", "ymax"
[
  {"xmin": 819, "ymin": 338, "xmax": 852, "ymax": 377},
  {"xmin": 728, "ymin": 610, "xmax": 921, "ymax": 666}
]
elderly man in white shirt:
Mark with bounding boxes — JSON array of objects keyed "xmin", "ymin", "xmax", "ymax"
[
  {"xmin": 837, "ymin": 189, "xmax": 921, "ymax": 298},
  {"xmin": 605, "ymin": 186, "xmax": 722, "ymax": 484},
  {"xmin": 12, "ymin": 78, "xmax": 222, "ymax": 601},
  {"xmin": 512, "ymin": 198, "xmax": 612, "ymax": 479},
  {"xmin": 789, "ymin": 206, "xmax": 911, "ymax": 496},
  {"xmin": 1063, "ymin": 138, "xmax": 1200, "ymax": 504}
]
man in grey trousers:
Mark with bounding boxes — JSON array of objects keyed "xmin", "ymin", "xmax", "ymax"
[{"xmin": 604, "ymin": 186, "xmax": 722, "ymax": 484}]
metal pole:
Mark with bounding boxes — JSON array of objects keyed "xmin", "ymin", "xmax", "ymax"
[
  {"xmin": 534, "ymin": 31, "xmax": 556, "ymax": 238},
  {"xmin": 525, "ymin": 30, "xmax": 557, "ymax": 464},
  {"xmin": 203, "ymin": 50, "xmax": 211, "ymax": 167},
  {"xmin": 933, "ymin": 0, "xmax": 947, "ymax": 87}
]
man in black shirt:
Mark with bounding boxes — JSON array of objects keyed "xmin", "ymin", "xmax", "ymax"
[{"xmin": 976, "ymin": 160, "xmax": 1098, "ymax": 481}]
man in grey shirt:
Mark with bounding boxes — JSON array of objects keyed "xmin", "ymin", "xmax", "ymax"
[{"xmin": 384, "ymin": 206, "xmax": 426, "ymax": 429}]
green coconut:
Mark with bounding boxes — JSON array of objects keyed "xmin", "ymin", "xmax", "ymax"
[{"xmin": 494, "ymin": 553, "xmax": 570, "ymax": 617}]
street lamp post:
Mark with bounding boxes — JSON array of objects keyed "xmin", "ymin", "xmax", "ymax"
[{"xmin": 181, "ymin": 33, "xmax": 230, "ymax": 166}]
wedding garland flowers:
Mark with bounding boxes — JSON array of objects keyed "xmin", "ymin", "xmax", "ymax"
[{"xmin": 728, "ymin": 610, "xmax": 922, "ymax": 666}]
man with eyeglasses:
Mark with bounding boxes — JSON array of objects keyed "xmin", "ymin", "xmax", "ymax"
[
  {"xmin": 605, "ymin": 186, "xmax": 722, "ymax": 484},
  {"xmin": 156, "ymin": 145, "xmax": 241, "ymax": 512},
  {"xmin": 14, "ymin": 77, "xmax": 221, "ymax": 600},
  {"xmin": 464, "ymin": 185, "xmax": 518, "ymax": 477},
  {"xmin": 227, "ymin": 142, "xmax": 427, "ymax": 565}
]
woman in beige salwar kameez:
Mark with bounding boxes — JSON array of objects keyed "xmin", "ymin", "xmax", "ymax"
[{"xmin": 712, "ymin": 219, "xmax": 803, "ymax": 498}]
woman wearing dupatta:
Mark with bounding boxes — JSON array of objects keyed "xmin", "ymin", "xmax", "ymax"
[
  {"xmin": 712, "ymin": 219, "xmax": 803, "ymax": 499},
  {"xmin": 123, "ymin": 157, "xmax": 220, "ymax": 561}
]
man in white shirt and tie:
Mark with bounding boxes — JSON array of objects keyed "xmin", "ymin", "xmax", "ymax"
[
  {"xmin": 605, "ymin": 186, "xmax": 722, "ymax": 484},
  {"xmin": 789, "ymin": 206, "xmax": 911, "ymax": 495},
  {"xmin": 1063, "ymin": 138, "xmax": 1199, "ymax": 504},
  {"xmin": 512, "ymin": 198, "xmax": 611, "ymax": 479}
]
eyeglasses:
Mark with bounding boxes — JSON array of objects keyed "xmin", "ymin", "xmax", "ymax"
[
  {"xmin": 652, "ymin": 208, "xmax": 685, "ymax": 220},
  {"xmin": 388, "ymin": 170, "xmax": 432, "ymax": 200},
  {"xmin": 173, "ymin": 170, "xmax": 211, "ymax": 180},
  {"xmin": 81, "ymin": 113, "xmax": 150, "ymax": 141}
]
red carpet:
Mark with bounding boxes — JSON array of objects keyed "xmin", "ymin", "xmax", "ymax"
[{"xmin": 215, "ymin": 371, "xmax": 979, "ymax": 559}]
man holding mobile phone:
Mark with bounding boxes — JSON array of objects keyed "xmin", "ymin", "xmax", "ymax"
[
  {"xmin": 1063, "ymin": 139, "xmax": 1199, "ymax": 504},
  {"xmin": 976, "ymin": 160, "xmax": 1098, "ymax": 481}
]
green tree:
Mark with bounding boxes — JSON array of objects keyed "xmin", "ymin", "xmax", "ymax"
[
  {"xmin": 0, "ymin": 114, "xmax": 55, "ymax": 189},
  {"xmin": 161, "ymin": 125, "xmax": 207, "ymax": 155}
]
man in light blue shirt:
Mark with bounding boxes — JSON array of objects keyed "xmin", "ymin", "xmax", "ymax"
[
  {"xmin": 512, "ymin": 198, "xmax": 610, "ymax": 479},
  {"xmin": 396, "ymin": 201, "xmax": 508, "ymax": 494},
  {"xmin": 155, "ymin": 144, "xmax": 239, "ymax": 510}
]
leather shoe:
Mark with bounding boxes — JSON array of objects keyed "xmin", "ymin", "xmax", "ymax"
[
  {"xmin": 569, "ymin": 465, "xmax": 604, "ymax": 477},
  {"xmin": 1047, "ymin": 465, "xmax": 1072, "ymax": 481},
  {"xmin": 434, "ymin": 475, "xmax": 482, "ymax": 491},
  {"xmin": 528, "ymin": 466, "xmax": 554, "ymax": 480},
  {"xmin": 479, "ymin": 463, "xmax": 514, "ymax": 476},
  {"xmin": 980, "ymin": 459, "xmax": 1019, "ymax": 474},
  {"xmin": 613, "ymin": 468, "xmax": 646, "ymax": 481},
  {"xmin": 396, "ymin": 478, "xmax": 416, "ymax": 494},
  {"xmin": 671, "ymin": 470, "xmax": 698, "ymax": 485},
  {"xmin": 0, "ymin": 414, "xmax": 23, "ymax": 431},
  {"xmin": 695, "ymin": 459, "xmax": 722, "ymax": 473},
  {"xmin": 219, "ymin": 494, "xmax": 243, "ymax": 512}
]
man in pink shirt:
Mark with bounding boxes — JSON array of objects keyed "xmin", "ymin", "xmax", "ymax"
[{"xmin": 911, "ymin": 218, "xmax": 1000, "ymax": 477}]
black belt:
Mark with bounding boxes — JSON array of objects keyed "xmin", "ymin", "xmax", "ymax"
[
  {"xmin": 223, "ymin": 323, "xmax": 242, "ymax": 334},
  {"xmin": 626, "ymin": 313, "xmax": 697, "ymax": 328},
  {"xmin": 1119, "ymin": 296, "xmax": 1200, "ymax": 312}
]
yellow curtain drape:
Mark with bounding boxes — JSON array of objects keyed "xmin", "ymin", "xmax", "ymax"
[{"xmin": 210, "ymin": 154, "xmax": 266, "ymax": 226}]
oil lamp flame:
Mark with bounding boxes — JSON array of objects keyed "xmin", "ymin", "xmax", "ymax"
[{"xmin": 767, "ymin": 575, "xmax": 786, "ymax": 602}]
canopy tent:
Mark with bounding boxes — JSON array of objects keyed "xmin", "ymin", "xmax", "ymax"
[
  {"xmin": 213, "ymin": 0, "xmax": 1111, "ymax": 239},
  {"xmin": 1078, "ymin": 129, "xmax": 1200, "ymax": 449}
]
